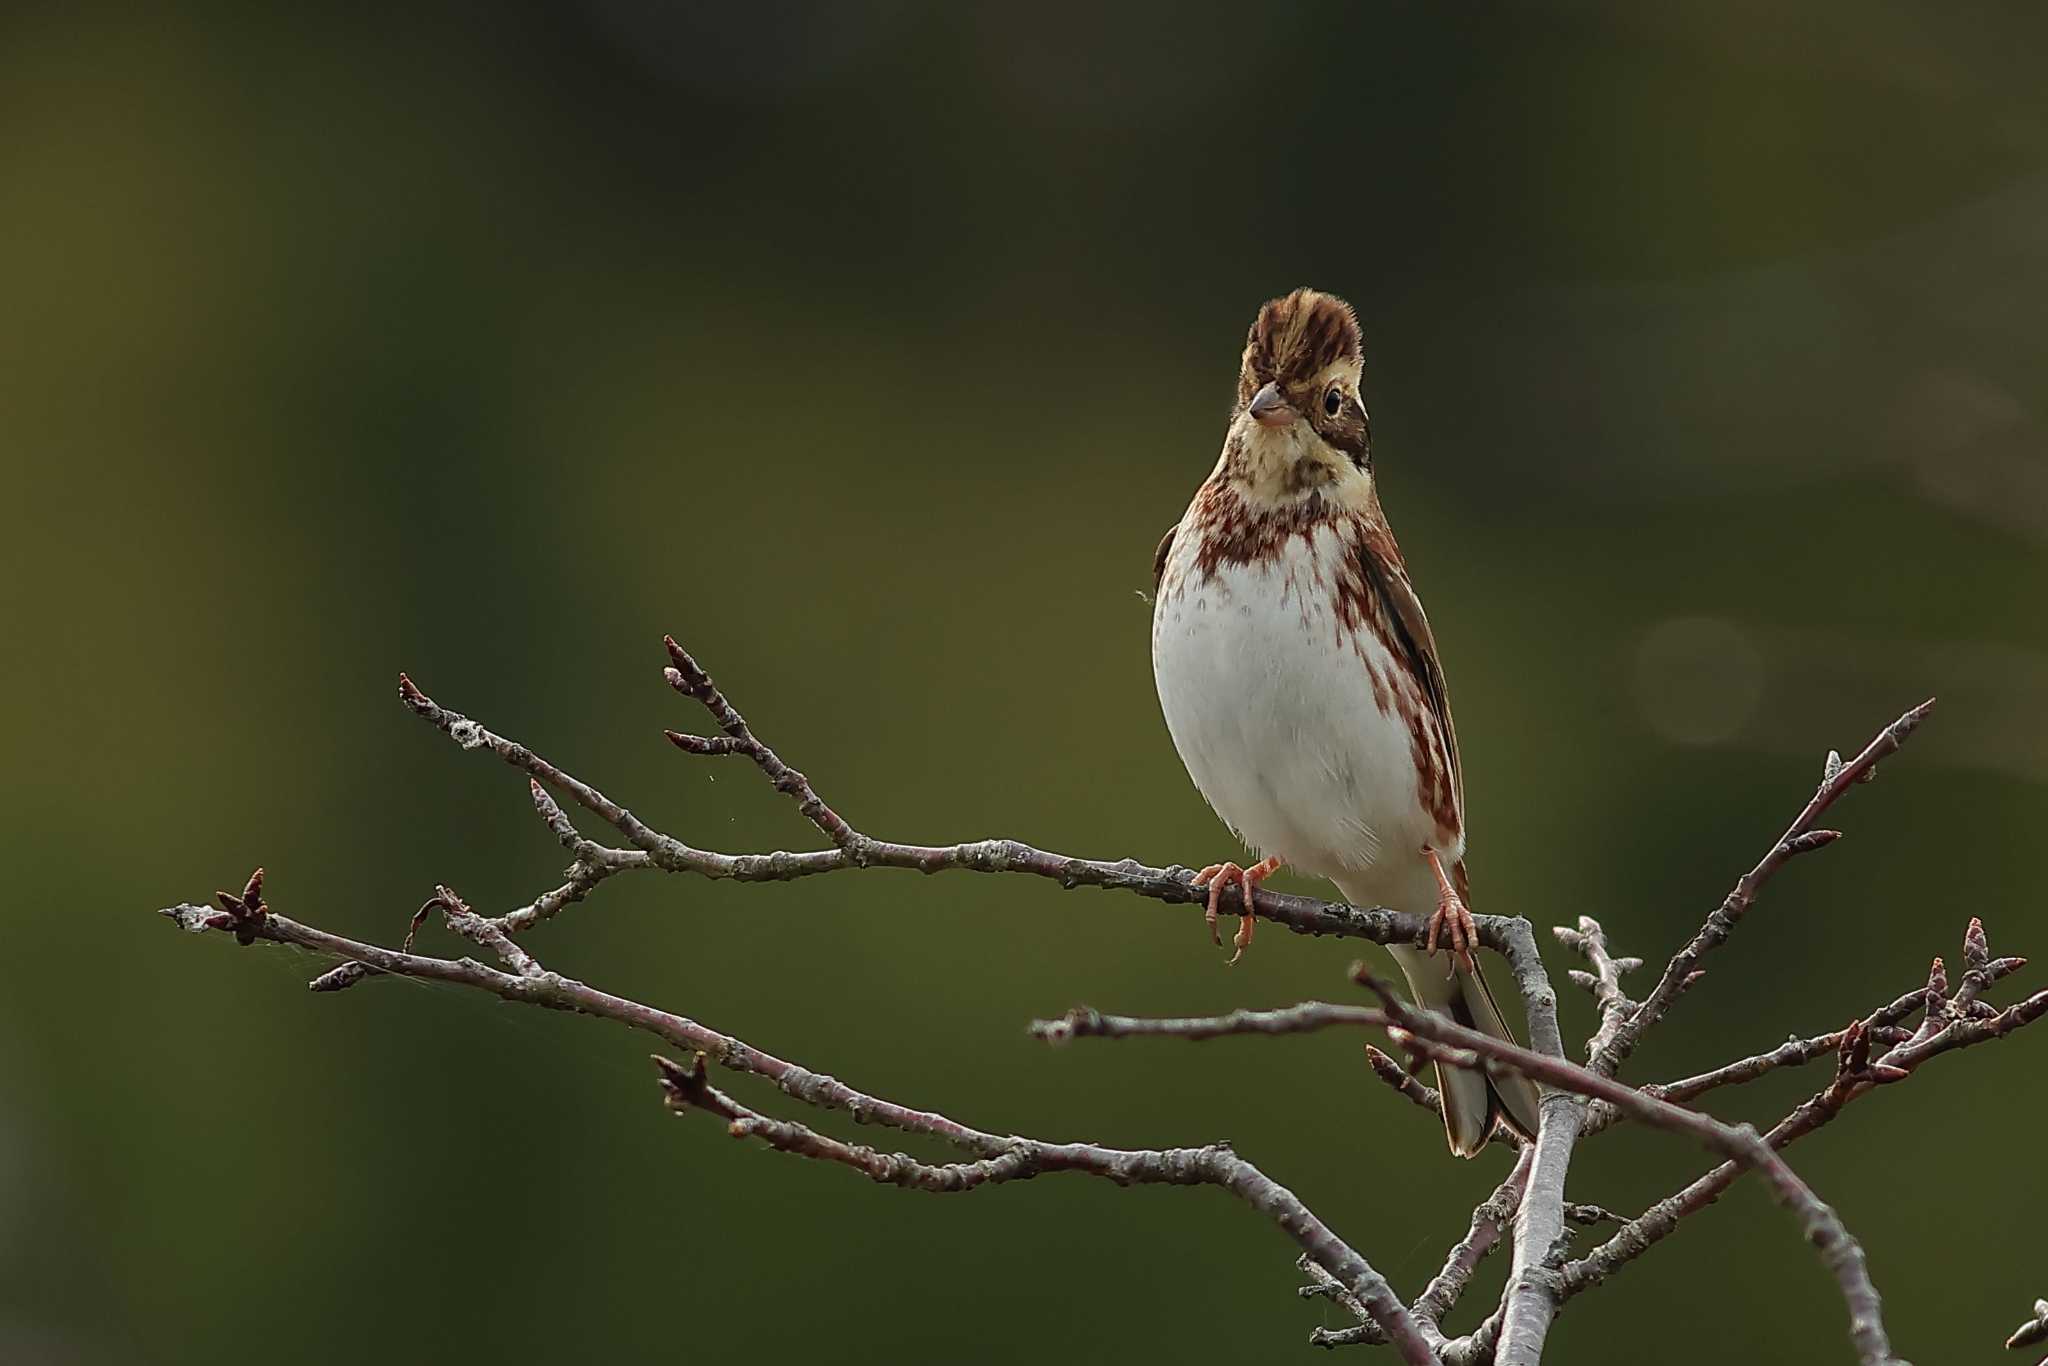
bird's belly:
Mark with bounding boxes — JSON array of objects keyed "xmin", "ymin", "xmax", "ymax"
[{"xmin": 1151, "ymin": 532, "xmax": 1436, "ymax": 877}]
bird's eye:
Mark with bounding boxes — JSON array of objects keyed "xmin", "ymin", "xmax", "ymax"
[{"xmin": 1323, "ymin": 388, "xmax": 1344, "ymax": 417}]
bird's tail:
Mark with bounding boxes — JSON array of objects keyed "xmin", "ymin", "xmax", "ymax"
[{"xmin": 1386, "ymin": 942, "xmax": 1542, "ymax": 1155}]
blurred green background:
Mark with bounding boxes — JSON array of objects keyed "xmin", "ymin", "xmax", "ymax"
[{"xmin": 5, "ymin": 3, "xmax": 2045, "ymax": 1362}]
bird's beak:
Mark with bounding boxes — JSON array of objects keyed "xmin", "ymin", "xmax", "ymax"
[{"xmin": 1248, "ymin": 381, "xmax": 1296, "ymax": 428}]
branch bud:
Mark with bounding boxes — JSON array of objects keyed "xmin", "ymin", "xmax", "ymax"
[{"xmin": 1965, "ymin": 917, "xmax": 1991, "ymax": 971}]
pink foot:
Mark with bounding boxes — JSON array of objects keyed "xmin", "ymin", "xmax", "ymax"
[
  {"xmin": 1192, "ymin": 857, "xmax": 1284, "ymax": 965},
  {"xmin": 1422, "ymin": 847, "xmax": 1477, "ymax": 974}
]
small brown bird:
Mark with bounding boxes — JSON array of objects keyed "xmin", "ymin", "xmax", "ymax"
[{"xmin": 1150, "ymin": 288, "xmax": 1540, "ymax": 1155}]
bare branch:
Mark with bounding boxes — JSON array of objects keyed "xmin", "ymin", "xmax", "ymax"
[
  {"xmin": 157, "ymin": 641, "xmax": 2018, "ymax": 1365},
  {"xmin": 1033, "ymin": 975, "xmax": 1904, "ymax": 1366},
  {"xmin": 1363, "ymin": 1044, "xmax": 1455, "ymax": 1123},
  {"xmin": 659, "ymin": 635, "xmax": 864, "ymax": 851},
  {"xmin": 1482, "ymin": 703, "xmax": 1934, "ymax": 1365},
  {"xmin": 1416, "ymin": 1146, "xmax": 1535, "ymax": 1328},
  {"xmin": 1633, "ymin": 975, "xmax": 1963, "ymax": 1111},
  {"xmin": 1494, "ymin": 1085, "xmax": 1585, "ymax": 1363},
  {"xmin": 1560, "ymin": 918, "xmax": 2047, "ymax": 1314},
  {"xmin": 1592, "ymin": 700, "xmax": 1936, "ymax": 1077},
  {"xmin": 504, "ymin": 780, "xmax": 651, "ymax": 933},
  {"xmin": 157, "ymin": 897, "xmax": 1440, "ymax": 1364},
  {"xmin": 394, "ymin": 664, "xmax": 1530, "ymax": 966},
  {"xmin": 1033, "ymin": 1001, "xmax": 1376, "ymax": 1042},
  {"xmin": 1555, "ymin": 916, "xmax": 1637, "ymax": 1060},
  {"xmin": 1368, "ymin": 973, "xmax": 1903, "ymax": 1366},
  {"xmin": 414, "ymin": 884, "xmax": 543, "ymax": 977}
]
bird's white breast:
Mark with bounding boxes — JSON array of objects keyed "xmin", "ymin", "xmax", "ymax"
[{"xmin": 1151, "ymin": 522, "xmax": 1449, "ymax": 888}]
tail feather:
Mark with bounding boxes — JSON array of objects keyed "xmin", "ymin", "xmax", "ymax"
[
  {"xmin": 1387, "ymin": 943, "xmax": 1541, "ymax": 1156},
  {"xmin": 1341, "ymin": 863, "xmax": 1542, "ymax": 1158},
  {"xmin": 1449, "ymin": 966, "xmax": 1542, "ymax": 1146}
]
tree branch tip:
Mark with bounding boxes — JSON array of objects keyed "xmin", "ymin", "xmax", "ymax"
[
  {"xmin": 661, "ymin": 636, "xmax": 715, "ymax": 696},
  {"xmin": 396, "ymin": 672, "xmax": 428, "ymax": 708},
  {"xmin": 159, "ymin": 902, "xmax": 221, "ymax": 933},
  {"xmin": 1346, "ymin": 961, "xmax": 1395, "ymax": 999},
  {"xmin": 1026, "ymin": 1007, "xmax": 1095, "ymax": 1045},
  {"xmin": 2007, "ymin": 1297, "xmax": 2048, "ymax": 1351},
  {"xmin": 1965, "ymin": 917, "xmax": 1991, "ymax": 968},
  {"xmin": 1783, "ymin": 829, "xmax": 1843, "ymax": 855},
  {"xmin": 1881, "ymin": 697, "xmax": 1938, "ymax": 748}
]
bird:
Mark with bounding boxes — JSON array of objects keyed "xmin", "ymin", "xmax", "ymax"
[{"xmin": 1149, "ymin": 287, "xmax": 1541, "ymax": 1156}]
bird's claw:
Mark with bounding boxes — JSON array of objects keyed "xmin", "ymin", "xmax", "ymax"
[
  {"xmin": 1424, "ymin": 894, "xmax": 1479, "ymax": 976},
  {"xmin": 1191, "ymin": 858, "xmax": 1282, "ymax": 966},
  {"xmin": 1421, "ymin": 846, "xmax": 1478, "ymax": 975}
]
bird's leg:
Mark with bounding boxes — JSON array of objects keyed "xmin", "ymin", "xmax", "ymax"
[
  {"xmin": 1191, "ymin": 856, "xmax": 1283, "ymax": 965},
  {"xmin": 1422, "ymin": 846, "xmax": 1477, "ymax": 974}
]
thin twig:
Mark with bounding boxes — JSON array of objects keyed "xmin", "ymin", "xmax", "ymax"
[
  {"xmin": 503, "ymin": 780, "xmax": 651, "ymax": 933},
  {"xmin": 1363, "ymin": 1044, "xmax": 1451, "ymax": 1120},
  {"xmin": 659, "ymin": 635, "xmax": 865, "ymax": 851},
  {"xmin": 1556, "ymin": 916, "xmax": 1637, "ymax": 1061},
  {"xmin": 1592, "ymin": 701, "xmax": 1936, "ymax": 1077}
]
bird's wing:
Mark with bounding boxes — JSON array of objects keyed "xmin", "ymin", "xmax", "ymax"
[
  {"xmin": 1356, "ymin": 530, "xmax": 1461, "ymax": 817},
  {"xmin": 1152, "ymin": 523, "xmax": 1178, "ymax": 593}
]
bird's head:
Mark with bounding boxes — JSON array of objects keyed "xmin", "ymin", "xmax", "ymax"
[{"xmin": 1223, "ymin": 288, "xmax": 1373, "ymax": 504}]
